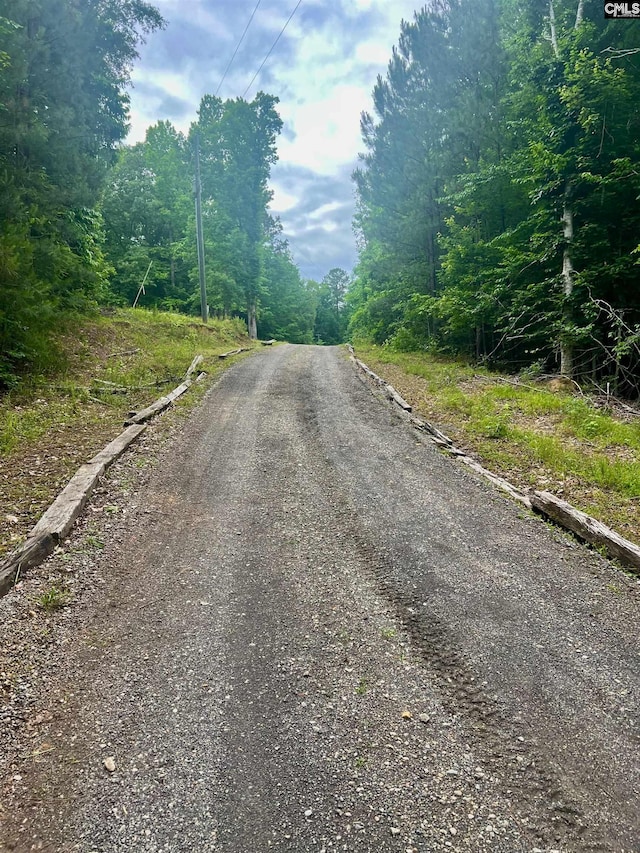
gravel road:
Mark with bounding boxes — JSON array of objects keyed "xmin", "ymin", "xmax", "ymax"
[{"xmin": 1, "ymin": 344, "xmax": 638, "ymax": 853}]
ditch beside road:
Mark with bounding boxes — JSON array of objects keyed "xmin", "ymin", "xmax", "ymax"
[{"xmin": 1, "ymin": 344, "xmax": 638, "ymax": 852}]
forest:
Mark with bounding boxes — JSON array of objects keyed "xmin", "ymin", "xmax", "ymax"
[
  {"xmin": 2, "ymin": 1, "xmax": 639, "ymax": 396},
  {"xmin": 0, "ymin": 0, "xmax": 346, "ymax": 388},
  {"xmin": 351, "ymin": 0, "xmax": 640, "ymax": 396}
]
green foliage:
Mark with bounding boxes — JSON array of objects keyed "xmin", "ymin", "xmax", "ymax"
[
  {"xmin": 351, "ymin": 0, "xmax": 640, "ymax": 393},
  {"xmin": 102, "ymin": 122, "xmax": 193, "ymax": 309},
  {"xmin": 313, "ymin": 268, "xmax": 351, "ymax": 344},
  {"xmin": 191, "ymin": 93, "xmax": 283, "ymax": 337},
  {"xmin": 101, "ymin": 94, "xmax": 312, "ymax": 342},
  {"xmin": 36, "ymin": 585, "xmax": 72, "ymax": 611},
  {"xmin": 0, "ymin": 0, "xmax": 164, "ymax": 386},
  {"xmin": 258, "ymin": 226, "xmax": 316, "ymax": 343}
]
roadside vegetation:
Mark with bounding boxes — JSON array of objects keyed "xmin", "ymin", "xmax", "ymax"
[
  {"xmin": 0, "ymin": 307, "xmax": 253, "ymax": 558},
  {"xmin": 356, "ymin": 345, "xmax": 640, "ymax": 547}
]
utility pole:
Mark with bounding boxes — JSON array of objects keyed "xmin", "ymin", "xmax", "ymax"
[{"xmin": 194, "ymin": 134, "xmax": 208, "ymax": 323}]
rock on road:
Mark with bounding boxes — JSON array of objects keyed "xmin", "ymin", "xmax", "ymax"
[{"xmin": 2, "ymin": 344, "xmax": 638, "ymax": 853}]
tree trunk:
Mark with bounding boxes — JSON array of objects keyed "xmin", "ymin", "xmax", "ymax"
[
  {"xmin": 248, "ymin": 299, "xmax": 257, "ymax": 340},
  {"xmin": 560, "ymin": 199, "xmax": 575, "ymax": 377},
  {"xmin": 169, "ymin": 229, "xmax": 176, "ymax": 291}
]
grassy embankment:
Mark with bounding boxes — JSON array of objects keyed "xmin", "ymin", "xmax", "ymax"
[
  {"xmin": 355, "ymin": 345, "xmax": 640, "ymax": 547},
  {"xmin": 0, "ymin": 308, "xmax": 254, "ymax": 557}
]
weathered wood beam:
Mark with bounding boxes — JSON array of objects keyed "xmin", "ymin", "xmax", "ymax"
[
  {"xmin": 530, "ymin": 490, "xmax": 640, "ymax": 570},
  {"xmin": 0, "ymin": 424, "xmax": 146, "ymax": 598},
  {"xmin": 185, "ymin": 354, "xmax": 204, "ymax": 380},
  {"xmin": 125, "ymin": 381, "xmax": 192, "ymax": 425},
  {"xmin": 385, "ymin": 384, "xmax": 412, "ymax": 412}
]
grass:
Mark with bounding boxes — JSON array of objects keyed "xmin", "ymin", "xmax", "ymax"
[
  {"xmin": 355, "ymin": 344, "xmax": 640, "ymax": 545},
  {"xmin": 356, "ymin": 677, "xmax": 369, "ymax": 695},
  {"xmin": 35, "ymin": 585, "xmax": 72, "ymax": 611},
  {"xmin": 0, "ymin": 307, "xmax": 254, "ymax": 557}
]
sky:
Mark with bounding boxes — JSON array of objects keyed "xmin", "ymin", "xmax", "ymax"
[{"xmin": 127, "ymin": 0, "xmax": 423, "ymax": 282}]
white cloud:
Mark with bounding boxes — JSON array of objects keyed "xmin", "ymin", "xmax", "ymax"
[
  {"xmin": 151, "ymin": 0, "xmax": 232, "ymax": 38},
  {"xmin": 269, "ymin": 185, "xmax": 299, "ymax": 213},
  {"xmin": 275, "ymin": 84, "xmax": 370, "ymax": 175}
]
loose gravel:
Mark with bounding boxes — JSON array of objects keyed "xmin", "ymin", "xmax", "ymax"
[{"xmin": 1, "ymin": 345, "xmax": 638, "ymax": 853}]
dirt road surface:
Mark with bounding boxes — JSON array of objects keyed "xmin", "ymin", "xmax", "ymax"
[{"xmin": 1, "ymin": 345, "xmax": 638, "ymax": 852}]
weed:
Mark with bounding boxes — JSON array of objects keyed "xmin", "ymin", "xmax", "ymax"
[
  {"xmin": 354, "ymin": 755, "xmax": 367, "ymax": 769},
  {"xmin": 473, "ymin": 412, "xmax": 511, "ymax": 439},
  {"xmin": 380, "ymin": 626, "xmax": 397, "ymax": 640},
  {"xmin": 84, "ymin": 535, "xmax": 105, "ymax": 549},
  {"xmin": 36, "ymin": 585, "xmax": 72, "ymax": 611},
  {"xmin": 356, "ymin": 678, "xmax": 369, "ymax": 695}
]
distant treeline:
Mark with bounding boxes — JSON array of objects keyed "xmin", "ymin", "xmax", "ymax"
[
  {"xmin": 0, "ymin": 1, "xmax": 347, "ymax": 387},
  {"xmin": 350, "ymin": 0, "xmax": 640, "ymax": 395}
]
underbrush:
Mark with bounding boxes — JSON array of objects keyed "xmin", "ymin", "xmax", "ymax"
[{"xmin": 355, "ymin": 345, "xmax": 640, "ymax": 545}]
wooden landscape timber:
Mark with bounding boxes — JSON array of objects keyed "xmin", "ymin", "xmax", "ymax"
[
  {"xmin": 185, "ymin": 354, "xmax": 204, "ymax": 379},
  {"xmin": 385, "ymin": 384, "xmax": 412, "ymax": 412},
  {"xmin": 354, "ymin": 359, "xmax": 385, "ymax": 387},
  {"xmin": 531, "ymin": 491, "xmax": 640, "ymax": 571},
  {"xmin": 125, "ymin": 381, "xmax": 192, "ymax": 426},
  {"xmin": 0, "ymin": 424, "xmax": 146, "ymax": 598},
  {"xmin": 124, "ymin": 351, "xmax": 206, "ymax": 426},
  {"xmin": 218, "ymin": 348, "xmax": 245, "ymax": 359}
]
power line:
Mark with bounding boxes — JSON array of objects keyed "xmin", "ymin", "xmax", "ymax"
[
  {"xmin": 215, "ymin": 0, "xmax": 263, "ymax": 97},
  {"xmin": 242, "ymin": 0, "xmax": 303, "ymax": 99}
]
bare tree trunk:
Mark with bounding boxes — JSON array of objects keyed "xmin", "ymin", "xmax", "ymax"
[
  {"xmin": 549, "ymin": 0, "xmax": 585, "ymax": 377},
  {"xmin": 169, "ymin": 229, "xmax": 176, "ymax": 292},
  {"xmin": 549, "ymin": 0, "xmax": 559, "ymax": 57},
  {"xmin": 247, "ymin": 300, "xmax": 257, "ymax": 340},
  {"xmin": 560, "ymin": 198, "xmax": 576, "ymax": 376}
]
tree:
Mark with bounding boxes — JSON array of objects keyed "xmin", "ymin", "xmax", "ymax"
[
  {"xmin": 314, "ymin": 268, "xmax": 351, "ymax": 344},
  {"xmin": 0, "ymin": 0, "xmax": 164, "ymax": 383},
  {"xmin": 102, "ymin": 121, "xmax": 193, "ymax": 309},
  {"xmin": 350, "ymin": 0, "xmax": 640, "ymax": 392},
  {"xmin": 259, "ymin": 222, "xmax": 316, "ymax": 343},
  {"xmin": 192, "ymin": 93, "xmax": 282, "ymax": 338}
]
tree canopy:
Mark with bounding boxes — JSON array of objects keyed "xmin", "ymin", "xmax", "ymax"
[
  {"xmin": 0, "ymin": 2, "xmax": 327, "ymax": 383},
  {"xmin": 0, "ymin": 0, "xmax": 164, "ymax": 383},
  {"xmin": 351, "ymin": 0, "xmax": 640, "ymax": 395}
]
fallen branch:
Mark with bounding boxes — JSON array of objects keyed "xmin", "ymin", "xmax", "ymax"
[{"xmin": 107, "ymin": 348, "xmax": 140, "ymax": 359}]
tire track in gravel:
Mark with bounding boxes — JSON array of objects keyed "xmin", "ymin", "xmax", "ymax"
[
  {"xmin": 293, "ymin": 360, "xmax": 585, "ymax": 849},
  {"xmin": 294, "ymin": 346, "xmax": 639, "ymax": 853}
]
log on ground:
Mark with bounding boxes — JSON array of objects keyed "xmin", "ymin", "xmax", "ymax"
[
  {"xmin": 530, "ymin": 490, "xmax": 640, "ymax": 570},
  {"xmin": 30, "ymin": 424, "xmax": 147, "ymax": 541},
  {"xmin": 0, "ymin": 534, "xmax": 57, "ymax": 598}
]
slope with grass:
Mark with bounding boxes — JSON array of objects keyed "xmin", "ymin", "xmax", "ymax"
[
  {"xmin": 0, "ymin": 309, "xmax": 254, "ymax": 558},
  {"xmin": 355, "ymin": 346, "xmax": 640, "ymax": 548}
]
